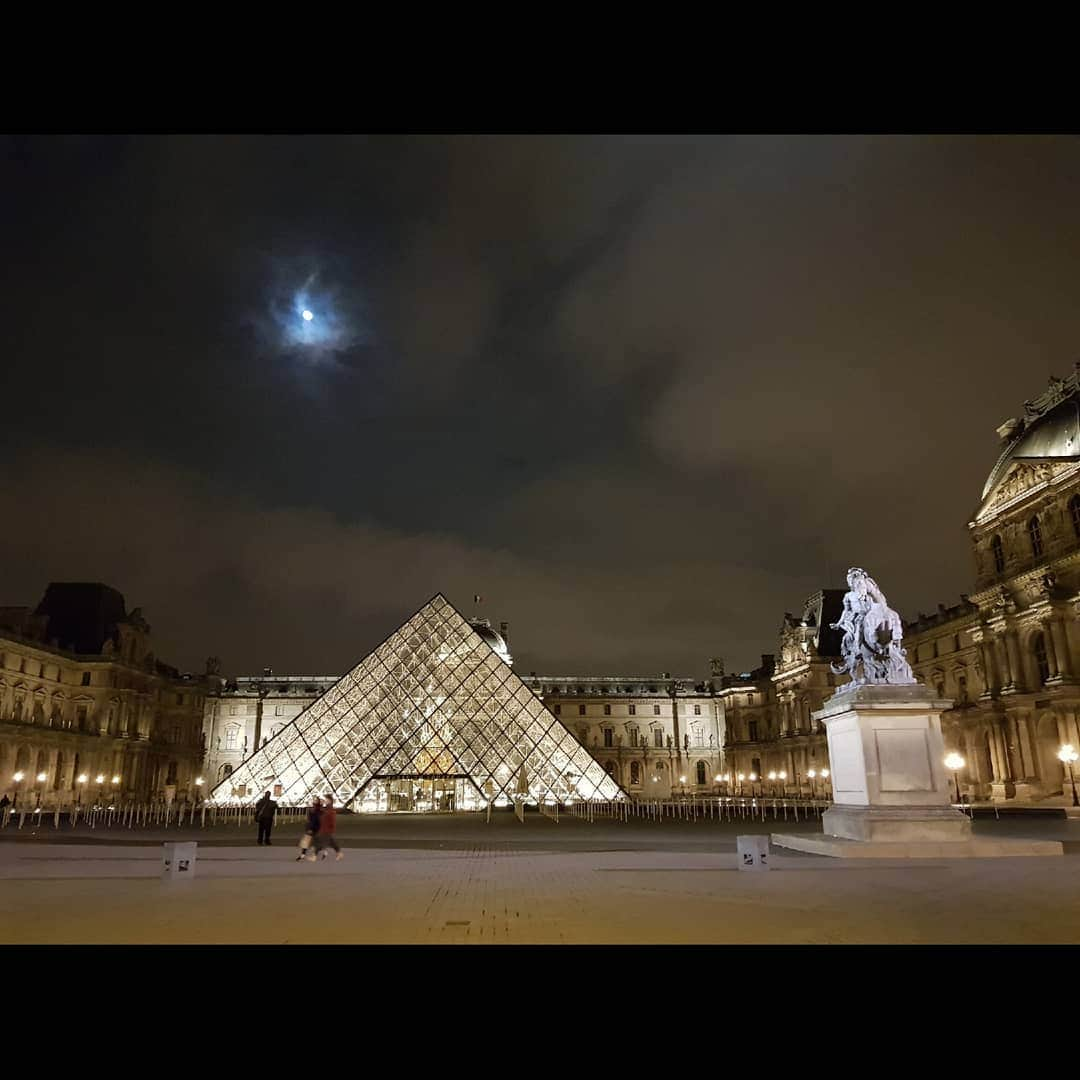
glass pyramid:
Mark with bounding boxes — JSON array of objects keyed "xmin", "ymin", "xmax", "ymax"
[{"xmin": 209, "ymin": 593, "xmax": 626, "ymax": 812}]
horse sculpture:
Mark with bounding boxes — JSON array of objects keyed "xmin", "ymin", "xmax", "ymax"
[{"xmin": 831, "ymin": 567, "xmax": 916, "ymax": 686}]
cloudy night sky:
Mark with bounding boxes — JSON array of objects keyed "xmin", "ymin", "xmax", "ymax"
[{"xmin": 2, "ymin": 134, "xmax": 1080, "ymax": 678}]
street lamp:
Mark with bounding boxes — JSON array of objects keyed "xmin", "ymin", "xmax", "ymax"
[
  {"xmin": 778, "ymin": 769, "xmax": 787, "ymax": 796},
  {"xmin": 749, "ymin": 772, "xmax": 758, "ymax": 798},
  {"xmin": 76, "ymin": 773, "xmax": 87, "ymax": 805},
  {"xmin": 944, "ymin": 752, "xmax": 965, "ymax": 805},
  {"xmin": 12, "ymin": 770, "xmax": 24, "ymax": 809},
  {"xmin": 808, "ymin": 768, "xmax": 817, "ymax": 800},
  {"xmin": 737, "ymin": 772, "xmax": 745, "ymax": 796},
  {"xmin": 1058, "ymin": 744, "xmax": 1080, "ymax": 808},
  {"xmin": 35, "ymin": 771, "xmax": 46, "ymax": 811}
]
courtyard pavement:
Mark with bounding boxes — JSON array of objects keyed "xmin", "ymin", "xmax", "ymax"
[{"xmin": 1, "ymin": 813, "xmax": 1079, "ymax": 944}]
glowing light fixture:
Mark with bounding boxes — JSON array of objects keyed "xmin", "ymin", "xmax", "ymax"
[
  {"xmin": 13, "ymin": 771, "xmax": 24, "ymax": 782},
  {"xmin": 944, "ymin": 753, "xmax": 965, "ymax": 772},
  {"xmin": 77, "ymin": 774, "xmax": 87, "ymax": 784},
  {"xmin": 749, "ymin": 773, "xmax": 758, "ymax": 782},
  {"xmin": 779, "ymin": 770, "xmax": 787, "ymax": 780},
  {"xmin": 195, "ymin": 777, "xmax": 204, "ymax": 786},
  {"xmin": 301, "ymin": 309, "xmax": 314, "ymax": 321},
  {"xmin": 111, "ymin": 775, "xmax": 120, "ymax": 784},
  {"xmin": 36, "ymin": 772, "xmax": 47, "ymax": 783},
  {"xmin": 95, "ymin": 774, "xmax": 105, "ymax": 784},
  {"xmin": 821, "ymin": 768, "xmax": 830, "ymax": 779},
  {"xmin": 768, "ymin": 770, "xmax": 777, "ymax": 780}
]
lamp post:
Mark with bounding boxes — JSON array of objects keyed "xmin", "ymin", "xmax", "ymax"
[
  {"xmin": 737, "ymin": 772, "xmax": 745, "ymax": 797},
  {"xmin": 778, "ymin": 770, "xmax": 787, "ymax": 797},
  {"xmin": 95, "ymin": 773, "xmax": 105, "ymax": 808},
  {"xmin": 35, "ymin": 772, "xmax": 46, "ymax": 812},
  {"xmin": 1058, "ymin": 744, "xmax": 1080, "ymax": 807},
  {"xmin": 76, "ymin": 773, "xmax": 87, "ymax": 806},
  {"xmin": 944, "ymin": 752, "xmax": 965, "ymax": 805},
  {"xmin": 748, "ymin": 772, "xmax": 758, "ymax": 798},
  {"xmin": 820, "ymin": 768, "xmax": 830, "ymax": 799},
  {"xmin": 195, "ymin": 776, "xmax": 204, "ymax": 807},
  {"xmin": 12, "ymin": 771, "xmax": 24, "ymax": 810},
  {"xmin": 807, "ymin": 768, "xmax": 817, "ymax": 800}
]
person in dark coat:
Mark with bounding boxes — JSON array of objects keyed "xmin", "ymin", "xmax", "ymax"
[
  {"xmin": 255, "ymin": 790, "xmax": 278, "ymax": 845},
  {"xmin": 297, "ymin": 797, "xmax": 322, "ymax": 862}
]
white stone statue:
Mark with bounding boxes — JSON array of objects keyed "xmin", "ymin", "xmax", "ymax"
[{"xmin": 830, "ymin": 567, "xmax": 916, "ymax": 686}]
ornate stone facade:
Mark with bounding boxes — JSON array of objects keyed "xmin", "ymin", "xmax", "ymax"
[{"xmin": 0, "ymin": 584, "xmax": 208, "ymax": 809}]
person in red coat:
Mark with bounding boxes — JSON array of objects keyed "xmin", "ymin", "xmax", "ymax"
[{"xmin": 314, "ymin": 794, "xmax": 343, "ymax": 861}]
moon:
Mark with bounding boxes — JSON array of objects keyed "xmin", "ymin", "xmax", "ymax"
[{"xmin": 302, "ymin": 309, "xmax": 314, "ymax": 321}]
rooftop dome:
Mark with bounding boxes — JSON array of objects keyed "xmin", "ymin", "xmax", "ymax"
[
  {"xmin": 469, "ymin": 620, "xmax": 512, "ymax": 665},
  {"xmin": 981, "ymin": 373, "xmax": 1080, "ymax": 500}
]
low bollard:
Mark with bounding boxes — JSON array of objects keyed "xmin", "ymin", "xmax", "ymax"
[
  {"xmin": 736, "ymin": 834, "xmax": 770, "ymax": 871},
  {"xmin": 162, "ymin": 841, "xmax": 198, "ymax": 882}
]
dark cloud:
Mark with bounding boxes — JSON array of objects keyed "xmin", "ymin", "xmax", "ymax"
[{"xmin": 2, "ymin": 135, "xmax": 1079, "ymax": 676}]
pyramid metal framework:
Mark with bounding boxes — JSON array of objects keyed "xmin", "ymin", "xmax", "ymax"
[{"xmin": 209, "ymin": 594, "xmax": 626, "ymax": 810}]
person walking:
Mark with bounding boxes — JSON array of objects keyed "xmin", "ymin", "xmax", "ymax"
[
  {"xmin": 255, "ymin": 790, "xmax": 278, "ymax": 845},
  {"xmin": 313, "ymin": 794, "xmax": 343, "ymax": 861},
  {"xmin": 297, "ymin": 797, "xmax": 322, "ymax": 862}
]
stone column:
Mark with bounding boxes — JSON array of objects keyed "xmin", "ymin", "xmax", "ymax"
[
  {"xmin": 995, "ymin": 636, "xmax": 1013, "ymax": 690},
  {"xmin": 1042, "ymin": 621, "xmax": 1060, "ymax": 679},
  {"xmin": 978, "ymin": 641, "xmax": 998, "ymax": 696},
  {"xmin": 1050, "ymin": 619, "xmax": 1073, "ymax": 679},
  {"xmin": 1005, "ymin": 632, "xmax": 1024, "ymax": 692}
]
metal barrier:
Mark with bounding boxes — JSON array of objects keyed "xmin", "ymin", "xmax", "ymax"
[{"xmin": 568, "ymin": 796, "xmax": 832, "ymax": 822}]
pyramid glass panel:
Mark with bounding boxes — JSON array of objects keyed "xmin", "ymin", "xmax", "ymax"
[{"xmin": 209, "ymin": 594, "xmax": 626, "ymax": 811}]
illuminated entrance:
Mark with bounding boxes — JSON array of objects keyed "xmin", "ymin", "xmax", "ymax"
[
  {"xmin": 210, "ymin": 593, "xmax": 626, "ymax": 813},
  {"xmin": 364, "ymin": 775, "xmax": 483, "ymax": 813}
]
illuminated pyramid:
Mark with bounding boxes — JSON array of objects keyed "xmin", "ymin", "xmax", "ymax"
[{"xmin": 209, "ymin": 594, "xmax": 625, "ymax": 811}]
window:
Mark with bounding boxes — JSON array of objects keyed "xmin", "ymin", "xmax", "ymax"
[
  {"xmin": 1071, "ymin": 495, "xmax": 1080, "ymax": 539},
  {"xmin": 171, "ymin": 725, "xmax": 181, "ymax": 745},
  {"xmin": 629, "ymin": 728, "xmax": 639, "ymax": 747},
  {"xmin": 748, "ymin": 720, "xmax": 759, "ymax": 741},
  {"xmin": 53, "ymin": 752, "xmax": 65, "ymax": 790},
  {"xmin": 935, "ymin": 681, "xmax": 945, "ymax": 699},
  {"xmin": 1029, "ymin": 516, "xmax": 1043, "ymax": 558},
  {"xmin": 653, "ymin": 704, "xmax": 661, "ymax": 716},
  {"xmin": 578, "ymin": 704, "xmax": 586, "ymax": 716},
  {"xmin": 628, "ymin": 704, "xmax": 636, "ymax": 716},
  {"xmin": 604, "ymin": 760, "xmax": 616, "ymax": 777},
  {"xmin": 75, "ymin": 705, "xmax": 88, "ymax": 731},
  {"xmin": 603, "ymin": 729, "xmax": 613, "ymax": 747},
  {"xmin": 1033, "ymin": 633, "xmax": 1050, "ymax": 684},
  {"xmin": 81, "ymin": 671, "xmax": 91, "ymax": 687},
  {"xmin": 630, "ymin": 761, "xmax": 641, "ymax": 785},
  {"xmin": 746, "ymin": 694, "xmax": 754, "ymax": 707},
  {"xmin": 219, "ymin": 763, "xmax": 233, "ymax": 781},
  {"xmin": 654, "ymin": 729, "xmax": 664, "ymax": 748},
  {"xmin": 603, "ymin": 704, "xmax": 611, "ymax": 716},
  {"xmin": 552, "ymin": 703, "xmax": 561, "ymax": 715},
  {"xmin": 751, "ymin": 756, "xmax": 762, "ymax": 777},
  {"xmin": 694, "ymin": 704, "xmax": 702, "ymax": 716},
  {"xmin": 957, "ymin": 675, "xmax": 968, "ymax": 703},
  {"xmin": 225, "ymin": 725, "xmax": 240, "ymax": 750},
  {"xmin": 696, "ymin": 761, "xmax": 707, "ymax": 785},
  {"xmin": 991, "ymin": 534, "xmax": 1005, "ymax": 573},
  {"xmin": 229, "ymin": 704, "xmax": 238, "ymax": 716},
  {"xmin": 166, "ymin": 761, "xmax": 178, "ymax": 785}
]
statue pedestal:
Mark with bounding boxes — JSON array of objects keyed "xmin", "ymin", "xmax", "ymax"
[{"xmin": 773, "ymin": 684, "xmax": 1062, "ymax": 858}]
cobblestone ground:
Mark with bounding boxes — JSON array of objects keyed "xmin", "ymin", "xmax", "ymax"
[{"xmin": 1, "ymin": 814, "xmax": 1078, "ymax": 944}]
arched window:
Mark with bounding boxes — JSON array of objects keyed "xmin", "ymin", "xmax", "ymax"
[
  {"xmin": 991, "ymin": 534, "xmax": 1005, "ymax": 573},
  {"xmin": 696, "ymin": 760, "xmax": 707, "ymax": 785},
  {"xmin": 630, "ymin": 761, "xmax": 641, "ymax": 785},
  {"xmin": 53, "ymin": 752, "xmax": 65, "ymax": 790},
  {"xmin": 1033, "ymin": 633, "xmax": 1050, "ymax": 684},
  {"xmin": 225, "ymin": 725, "xmax": 240, "ymax": 750},
  {"xmin": 604, "ymin": 760, "xmax": 616, "ymax": 778},
  {"xmin": 957, "ymin": 675, "xmax": 968, "ymax": 704},
  {"xmin": 218, "ymin": 763, "xmax": 233, "ymax": 782},
  {"xmin": 1029, "ymin": 515, "xmax": 1043, "ymax": 558}
]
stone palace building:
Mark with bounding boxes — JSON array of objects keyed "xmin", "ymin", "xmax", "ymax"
[{"xmin": 0, "ymin": 583, "xmax": 208, "ymax": 809}]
